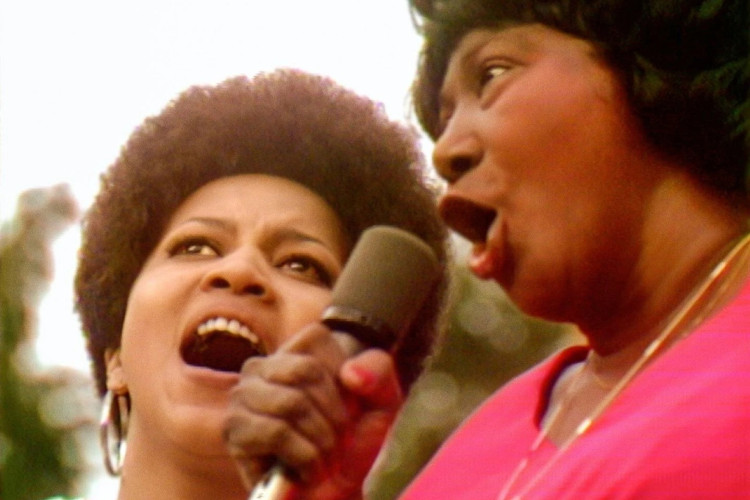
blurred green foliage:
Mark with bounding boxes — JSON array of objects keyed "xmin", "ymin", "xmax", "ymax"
[{"xmin": 0, "ymin": 185, "xmax": 95, "ymax": 500}]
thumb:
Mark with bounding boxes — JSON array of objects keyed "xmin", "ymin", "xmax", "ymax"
[{"xmin": 339, "ymin": 349, "xmax": 402, "ymax": 410}]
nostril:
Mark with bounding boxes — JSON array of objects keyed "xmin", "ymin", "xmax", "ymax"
[
  {"xmin": 450, "ymin": 156, "xmax": 476, "ymax": 179},
  {"xmin": 436, "ymin": 156, "xmax": 474, "ymax": 183},
  {"xmin": 245, "ymin": 284, "xmax": 265, "ymax": 296},
  {"xmin": 203, "ymin": 258, "xmax": 271, "ymax": 296},
  {"xmin": 208, "ymin": 277, "xmax": 267, "ymax": 296},
  {"xmin": 209, "ymin": 277, "xmax": 231, "ymax": 289}
]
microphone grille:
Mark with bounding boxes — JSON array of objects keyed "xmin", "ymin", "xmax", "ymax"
[{"xmin": 322, "ymin": 225, "xmax": 440, "ymax": 349}]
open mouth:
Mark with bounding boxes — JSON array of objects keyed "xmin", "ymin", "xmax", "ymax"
[{"xmin": 181, "ymin": 316, "xmax": 265, "ymax": 373}]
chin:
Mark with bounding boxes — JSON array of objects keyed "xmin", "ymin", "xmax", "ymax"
[
  {"xmin": 156, "ymin": 400, "xmax": 230, "ymax": 451},
  {"xmin": 176, "ymin": 417, "xmax": 231, "ymax": 458},
  {"xmin": 509, "ymin": 287, "xmax": 567, "ymax": 323}
]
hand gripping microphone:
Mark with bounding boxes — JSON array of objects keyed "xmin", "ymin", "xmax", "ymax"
[{"xmin": 248, "ymin": 225, "xmax": 440, "ymax": 500}]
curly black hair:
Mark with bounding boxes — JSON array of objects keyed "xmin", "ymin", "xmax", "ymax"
[
  {"xmin": 409, "ymin": 0, "xmax": 750, "ymax": 201},
  {"xmin": 75, "ymin": 69, "xmax": 449, "ymax": 395}
]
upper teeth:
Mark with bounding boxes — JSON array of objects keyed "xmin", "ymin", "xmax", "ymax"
[{"xmin": 197, "ymin": 316, "xmax": 260, "ymax": 345}]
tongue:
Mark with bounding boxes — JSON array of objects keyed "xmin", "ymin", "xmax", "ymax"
[{"xmin": 183, "ymin": 334, "xmax": 259, "ymax": 372}]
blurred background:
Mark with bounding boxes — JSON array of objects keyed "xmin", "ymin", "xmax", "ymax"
[{"xmin": 0, "ymin": 1, "xmax": 579, "ymax": 498}]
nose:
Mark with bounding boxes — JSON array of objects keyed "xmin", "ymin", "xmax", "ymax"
[
  {"xmin": 432, "ymin": 109, "xmax": 482, "ymax": 183},
  {"xmin": 200, "ymin": 250, "xmax": 274, "ymax": 300}
]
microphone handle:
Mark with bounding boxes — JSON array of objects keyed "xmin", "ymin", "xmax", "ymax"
[{"xmin": 248, "ymin": 463, "xmax": 297, "ymax": 500}]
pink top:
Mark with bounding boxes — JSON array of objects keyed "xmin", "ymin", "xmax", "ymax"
[{"xmin": 399, "ymin": 280, "xmax": 750, "ymax": 499}]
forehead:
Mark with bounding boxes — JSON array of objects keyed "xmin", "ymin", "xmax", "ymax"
[
  {"xmin": 183, "ymin": 174, "xmax": 325, "ymax": 206},
  {"xmin": 170, "ymin": 174, "xmax": 345, "ymax": 231},
  {"xmin": 442, "ymin": 24, "xmax": 595, "ymax": 88},
  {"xmin": 453, "ymin": 24, "xmax": 539, "ymax": 59}
]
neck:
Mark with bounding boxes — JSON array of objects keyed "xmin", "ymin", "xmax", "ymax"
[
  {"xmin": 580, "ymin": 171, "xmax": 750, "ymax": 370},
  {"xmin": 589, "ymin": 230, "xmax": 750, "ymax": 387},
  {"xmin": 117, "ymin": 429, "xmax": 247, "ymax": 500},
  {"xmin": 545, "ymin": 231, "xmax": 750, "ymax": 445}
]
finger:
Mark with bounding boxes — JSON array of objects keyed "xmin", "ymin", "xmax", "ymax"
[
  {"xmin": 228, "ymin": 374, "xmax": 339, "ymax": 452},
  {"xmin": 227, "ymin": 450, "xmax": 271, "ymax": 491},
  {"xmin": 339, "ymin": 349, "xmax": 403, "ymax": 410},
  {"xmin": 224, "ymin": 411, "xmax": 322, "ymax": 484},
  {"xmin": 318, "ymin": 350, "xmax": 402, "ymax": 494},
  {"xmin": 240, "ymin": 353, "xmax": 350, "ymax": 429},
  {"xmin": 277, "ymin": 323, "xmax": 351, "ymax": 374}
]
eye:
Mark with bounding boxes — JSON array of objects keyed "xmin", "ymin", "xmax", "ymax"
[
  {"xmin": 479, "ymin": 62, "xmax": 510, "ymax": 88},
  {"xmin": 169, "ymin": 237, "xmax": 220, "ymax": 257},
  {"xmin": 278, "ymin": 255, "xmax": 334, "ymax": 287}
]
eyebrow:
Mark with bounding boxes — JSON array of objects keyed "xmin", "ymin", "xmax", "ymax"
[
  {"xmin": 177, "ymin": 216, "xmax": 235, "ymax": 233},
  {"xmin": 270, "ymin": 227, "xmax": 329, "ymax": 247}
]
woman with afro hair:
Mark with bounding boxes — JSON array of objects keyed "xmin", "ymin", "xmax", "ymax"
[{"xmin": 75, "ymin": 69, "xmax": 449, "ymax": 500}]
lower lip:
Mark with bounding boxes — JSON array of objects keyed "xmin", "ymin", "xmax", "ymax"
[
  {"xmin": 470, "ymin": 215, "xmax": 508, "ymax": 280},
  {"xmin": 181, "ymin": 363, "xmax": 240, "ymax": 389},
  {"xmin": 469, "ymin": 243, "xmax": 503, "ymax": 280}
]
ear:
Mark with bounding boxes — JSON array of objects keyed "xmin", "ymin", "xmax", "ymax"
[{"xmin": 104, "ymin": 348, "xmax": 128, "ymax": 395}]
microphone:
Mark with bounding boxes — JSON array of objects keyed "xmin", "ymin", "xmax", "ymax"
[{"xmin": 248, "ymin": 225, "xmax": 440, "ymax": 500}]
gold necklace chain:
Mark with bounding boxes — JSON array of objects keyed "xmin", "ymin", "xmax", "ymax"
[
  {"xmin": 582, "ymin": 358, "xmax": 617, "ymax": 390},
  {"xmin": 496, "ymin": 232, "xmax": 750, "ymax": 500}
]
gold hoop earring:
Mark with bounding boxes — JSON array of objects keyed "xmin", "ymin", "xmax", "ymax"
[{"xmin": 99, "ymin": 389, "xmax": 129, "ymax": 476}]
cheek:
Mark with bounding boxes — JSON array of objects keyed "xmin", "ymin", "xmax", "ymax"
[
  {"xmin": 506, "ymin": 67, "xmax": 623, "ymax": 169},
  {"xmin": 275, "ymin": 285, "xmax": 333, "ymax": 341},
  {"xmin": 119, "ymin": 272, "xmax": 184, "ymax": 365}
]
